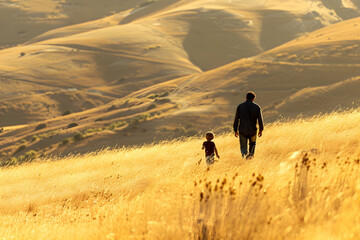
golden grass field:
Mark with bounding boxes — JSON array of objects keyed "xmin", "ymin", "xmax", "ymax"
[{"xmin": 0, "ymin": 109, "xmax": 359, "ymax": 239}]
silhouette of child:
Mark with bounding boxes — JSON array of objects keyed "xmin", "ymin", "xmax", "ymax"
[{"xmin": 202, "ymin": 131, "xmax": 220, "ymax": 165}]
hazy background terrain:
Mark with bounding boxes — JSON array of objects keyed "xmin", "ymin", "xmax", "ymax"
[{"xmin": 0, "ymin": 0, "xmax": 359, "ymax": 163}]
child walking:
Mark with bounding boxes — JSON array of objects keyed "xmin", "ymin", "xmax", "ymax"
[{"xmin": 202, "ymin": 131, "xmax": 220, "ymax": 165}]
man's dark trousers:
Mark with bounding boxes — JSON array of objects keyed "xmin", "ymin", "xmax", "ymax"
[{"xmin": 239, "ymin": 134, "xmax": 256, "ymax": 158}]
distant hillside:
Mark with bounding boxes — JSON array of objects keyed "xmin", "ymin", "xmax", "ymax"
[
  {"xmin": 0, "ymin": 0, "xmax": 359, "ymax": 124},
  {"xmin": 0, "ymin": 0, "xmax": 360, "ymax": 161},
  {"xmin": 0, "ymin": 0, "xmax": 147, "ymax": 47}
]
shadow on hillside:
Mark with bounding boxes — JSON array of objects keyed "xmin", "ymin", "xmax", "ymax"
[
  {"xmin": 0, "ymin": 5, "xmax": 61, "ymax": 47},
  {"xmin": 321, "ymin": 0, "xmax": 359, "ymax": 20},
  {"xmin": 58, "ymin": 0, "xmax": 144, "ymax": 24},
  {"xmin": 183, "ymin": 9, "xmax": 262, "ymax": 71},
  {"xmin": 119, "ymin": 0, "xmax": 180, "ymax": 25},
  {"xmin": 258, "ymin": 9, "xmax": 323, "ymax": 51}
]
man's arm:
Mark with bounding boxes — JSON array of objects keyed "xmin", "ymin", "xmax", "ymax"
[
  {"xmin": 258, "ymin": 107, "xmax": 264, "ymax": 137},
  {"xmin": 233, "ymin": 106, "xmax": 240, "ymax": 137}
]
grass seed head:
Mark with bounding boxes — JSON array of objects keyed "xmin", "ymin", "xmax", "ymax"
[{"xmin": 256, "ymin": 174, "xmax": 264, "ymax": 182}]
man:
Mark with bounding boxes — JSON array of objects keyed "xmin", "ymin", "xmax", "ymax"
[{"xmin": 233, "ymin": 91, "xmax": 264, "ymax": 159}]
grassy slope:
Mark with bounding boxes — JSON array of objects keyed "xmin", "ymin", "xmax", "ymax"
[
  {"xmin": 161, "ymin": 16, "xmax": 360, "ymax": 123},
  {"xmin": 0, "ymin": 110, "xmax": 359, "ymax": 239},
  {"xmin": 0, "ymin": 1, "xmax": 360, "ymax": 164},
  {"xmin": 0, "ymin": 0, "xmax": 147, "ymax": 47}
]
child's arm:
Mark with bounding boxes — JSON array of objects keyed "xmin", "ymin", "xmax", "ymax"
[
  {"xmin": 202, "ymin": 143, "xmax": 205, "ymax": 150},
  {"xmin": 215, "ymin": 147, "xmax": 220, "ymax": 158}
]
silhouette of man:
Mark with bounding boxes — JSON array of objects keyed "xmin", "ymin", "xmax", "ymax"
[{"xmin": 233, "ymin": 91, "xmax": 264, "ymax": 159}]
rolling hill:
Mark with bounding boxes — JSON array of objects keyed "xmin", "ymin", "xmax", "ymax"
[{"xmin": 0, "ymin": 0, "xmax": 359, "ymax": 162}]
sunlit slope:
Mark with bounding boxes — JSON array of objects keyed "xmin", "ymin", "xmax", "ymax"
[
  {"xmin": 3, "ymin": 0, "xmax": 360, "ymax": 68},
  {"xmin": 0, "ymin": 110, "xmax": 359, "ymax": 239},
  {"xmin": 127, "ymin": 0, "xmax": 360, "ymax": 71},
  {"xmin": 147, "ymin": 16, "xmax": 360, "ymax": 125},
  {"xmin": 264, "ymin": 16, "xmax": 360, "ymax": 63},
  {"xmin": 0, "ymin": 0, "xmax": 147, "ymax": 47},
  {"xmin": 0, "ymin": 21, "xmax": 200, "ymax": 124},
  {"xmin": 258, "ymin": 16, "xmax": 360, "ymax": 115}
]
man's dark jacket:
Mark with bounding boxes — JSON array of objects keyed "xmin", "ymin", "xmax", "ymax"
[{"xmin": 233, "ymin": 100, "xmax": 264, "ymax": 137}]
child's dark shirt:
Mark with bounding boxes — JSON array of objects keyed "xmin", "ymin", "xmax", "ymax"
[{"xmin": 203, "ymin": 141, "xmax": 215, "ymax": 156}]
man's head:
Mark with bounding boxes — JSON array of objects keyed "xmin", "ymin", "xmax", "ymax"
[{"xmin": 246, "ymin": 91, "xmax": 256, "ymax": 101}]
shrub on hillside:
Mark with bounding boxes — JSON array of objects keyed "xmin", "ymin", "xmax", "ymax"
[
  {"xmin": 35, "ymin": 123, "xmax": 46, "ymax": 131},
  {"xmin": 31, "ymin": 135, "xmax": 38, "ymax": 142},
  {"xmin": 84, "ymin": 128, "xmax": 104, "ymax": 134},
  {"xmin": 107, "ymin": 105, "xmax": 117, "ymax": 112},
  {"xmin": 147, "ymin": 103, "xmax": 157, "ymax": 110},
  {"xmin": 137, "ymin": 0, "xmax": 157, "ymax": 8},
  {"xmin": 68, "ymin": 123, "xmax": 78, "ymax": 128},
  {"xmin": 15, "ymin": 144, "xmax": 26, "ymax": 154},
  {"xmin": 62, "ymin": 138, "xmax": 71, "ymax": 145},
  {"xmin": 129, "ymin": 114, "xmax": 150, "ymax": 127},
  {"xmin": 147, "ymin": 91, "xmax": 169, "ymax": 100},
  {"xmin": 73, "ymin": 133, "xmax": 85, "ymax": 141},
  {"xmin": 14, "ymin": 150, "xmax": 38, "ymax": 164},
  {"xmin": 24, "ymin": 150, "xmax": 37, "ymax": 161},
  {"xmin": 109, "ymin": 122, "xmax": 127, "ymax": 130},
  {"xmin": 62, "ymin": 110, "xmax": 72, "ymax": 116}
]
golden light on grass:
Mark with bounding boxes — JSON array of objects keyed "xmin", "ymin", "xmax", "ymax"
[{"xmin": 0, "ymin": 109, "xmax": 359, "ymax": 239}]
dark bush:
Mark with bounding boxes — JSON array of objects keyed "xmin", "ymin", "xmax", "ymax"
[
  {"xmin": 31, "ymin": 135, "xmax": 38, "ymax": 142},
  {"xmin": 107, "ymin": 105, "xmax": 117, "ymax": 112},
  {"xmin": 62, "ymin": 110, "xmax": 72, "ymax": 116},
  {"xmin": 35, "ymin": 123, "xmax": 46, "ymax": 131},
  {"xmin": 138, "ymin": 0, "xmax": 156, "ymax": 8},
  {"xmin": 15, "ymin": 144, "xmax": 26, "ymax": 154},
  {"xmin": 62, "ymin": 138, "xmax": 70, "ymax": 145},
  {"xmin": 68, "ymin": 123, "xmax": 78, "ymax": 128},
  {"xmin": 159, "ymin": 91, "xmax": 169, "ymax": 97},
  {"xmin": 73, "ymin": 133, "xmax": 84, "ymax": 141},
  {"xmin": 109, "ymin": 122, "xmax": 127, "ymax": 130},
  {"xmin": 24, "ymin": 150, "xmax": 37, "ymax": 161},
  {"xmin": 147, "ymin": 103, "xmax": 157, "ymax": 110}
]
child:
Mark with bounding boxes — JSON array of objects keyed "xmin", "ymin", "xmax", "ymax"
[{"xmin": 202, "ymin": 131, "xmax": 220, "ymax": 165}]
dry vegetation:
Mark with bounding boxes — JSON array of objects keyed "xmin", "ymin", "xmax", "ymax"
[{"xmin": 0, "ymin": 109, "xmax": 359, "ymax": 239}]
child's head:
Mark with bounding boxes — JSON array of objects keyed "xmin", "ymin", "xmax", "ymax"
[{"xmin": 205, "ymin": 131, "xmax": 214, "ymax": 141}]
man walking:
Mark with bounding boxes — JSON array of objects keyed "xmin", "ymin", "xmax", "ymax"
[{"xmin": 233, "ymin": 91, "xmax": 264, "ymax": 159}]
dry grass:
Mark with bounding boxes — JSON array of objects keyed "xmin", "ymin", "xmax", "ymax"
[{"xmin": 0, "ymin": 109, "xmax": 359, "ymax": 239}]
